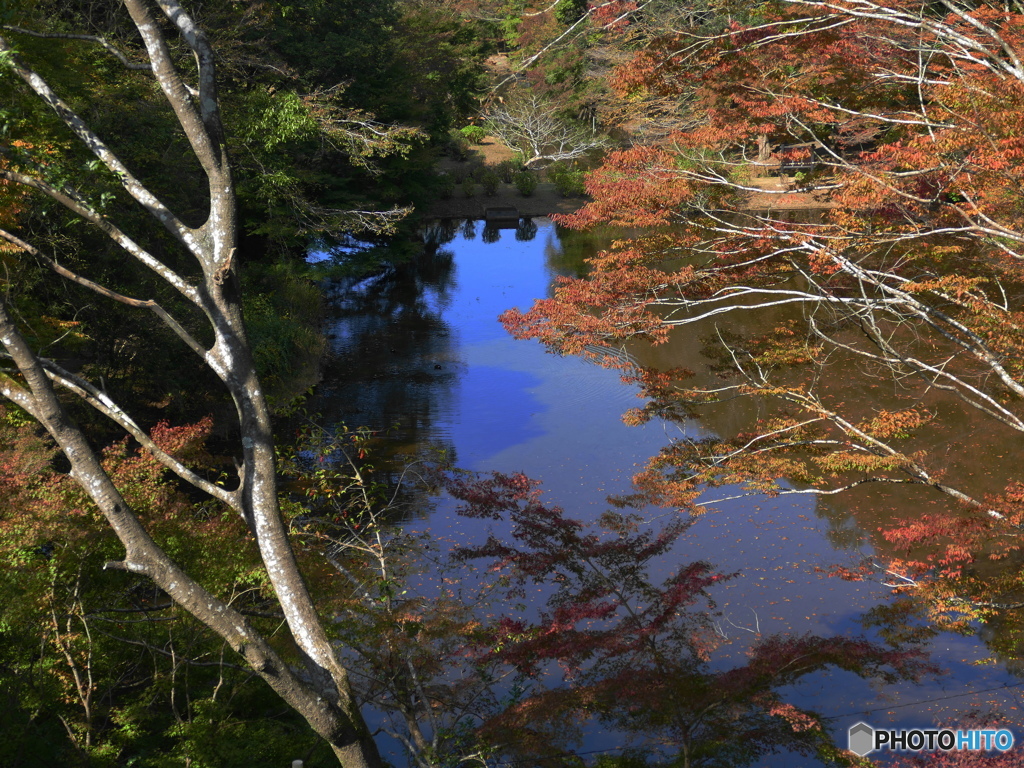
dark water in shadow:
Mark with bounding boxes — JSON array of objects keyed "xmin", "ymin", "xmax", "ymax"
[{"xmin": 315, "ymin": 218, "xmax": 1023, "ymax": 764}]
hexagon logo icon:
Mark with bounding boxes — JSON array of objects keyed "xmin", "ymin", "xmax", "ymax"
[{"xmin": 848, "ymin": 722, "xmax": 875, "ymax": 756}]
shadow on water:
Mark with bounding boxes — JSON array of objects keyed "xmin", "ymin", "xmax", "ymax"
[
  {"xmin": 314, "ymin": 244, "xmax": 457, "ymax": 455},
  {"xmin": 311, "ymin": 216, "xmax": 548, "ymax": 470}
]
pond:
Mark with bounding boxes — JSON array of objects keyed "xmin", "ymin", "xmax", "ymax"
[{"xmin": 314, "ymin": 217, "xmax": 1022, "ymax": 765}]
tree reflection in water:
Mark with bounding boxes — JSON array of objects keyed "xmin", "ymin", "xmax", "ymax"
[
  {"xmin": 516, "ymin": 217, "xmax": 538, "ymax": 242},
  {"xmin": 332, "ymin": 466, "xmax": 934, "ymax": 768},
  {"xmin": 482, "ymin": 223, "xmax": 500, "ymax": 243},
  {"xmin": 314, "ymin": 224, "xmax": 459, "ymax": 483}
]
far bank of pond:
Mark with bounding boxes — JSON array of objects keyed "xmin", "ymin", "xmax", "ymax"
[{"xmin": 424, "ymin": 179, "xmax": 831, "ymax": 220}]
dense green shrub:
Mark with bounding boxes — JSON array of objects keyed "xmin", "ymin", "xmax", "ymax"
[
  {"xmin": 513, "ymin": 170, "xmax": 538, "ymax": 196},
  {"xmin": 495, "ymin": 159, "xmax": 521, "ymax": 183},
  {"xmin": 460, "ymin": 125, "xmax": 487, "ymax": 144},
  {"xmin": 481, "ymin": 170, "xmax": 501, "ymax": 196},
  {"xmin": 548, "ymin": 162, "xmax": 587, "ymax": 197}
]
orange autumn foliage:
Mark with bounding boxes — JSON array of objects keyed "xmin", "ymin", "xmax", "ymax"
[{"xmin": 503, "ymin": 0, "xmax": 1024, "ymax": 637}]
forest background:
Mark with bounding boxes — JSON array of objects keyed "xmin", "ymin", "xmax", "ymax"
[{"xmin": 2, "ymin": 1, "xmax": 1024, "ymax": 767}]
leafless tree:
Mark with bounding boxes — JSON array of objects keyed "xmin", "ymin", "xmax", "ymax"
[
  {"xmin": 484, "ymin": 90, "xmax": 607, "ymax": 168},
  {"xmin": 0, "ymin": 2, "xmax": 386, "ymax": 766}
]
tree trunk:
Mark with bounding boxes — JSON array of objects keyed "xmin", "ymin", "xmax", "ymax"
[{"xmin": 0, "ymin": 3, "xmax": 385, "ymax": 765}]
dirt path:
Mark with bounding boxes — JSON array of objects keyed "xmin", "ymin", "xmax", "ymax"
[{"xmin": 741, "ymin": 176, "xmax": 833, "ymax": 211}]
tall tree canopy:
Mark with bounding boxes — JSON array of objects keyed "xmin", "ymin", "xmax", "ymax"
[{"xmin": 0, "ymin": 1, "xmax": 412, "ymax": 765}]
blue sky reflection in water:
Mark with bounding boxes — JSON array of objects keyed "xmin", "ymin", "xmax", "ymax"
[{"xmin": 320, "ymin": 217, "xmax": 1023, "ymax": 764}]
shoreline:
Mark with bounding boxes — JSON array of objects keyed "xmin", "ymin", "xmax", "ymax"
[
  {"xmin": 423, "ymin": 184, "xmax": 832, "ymax": 220},
  {"xmin": 423, "ymin": 180, "xmax": 586, "ymax": 219}
]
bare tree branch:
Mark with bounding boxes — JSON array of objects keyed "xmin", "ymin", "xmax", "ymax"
[{"xmin": 0, "ymin": 24, "xmax": 151, "ymax": 70}]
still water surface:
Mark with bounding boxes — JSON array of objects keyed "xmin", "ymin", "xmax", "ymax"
[{"xmin": 315, "ymin": 218, "xmax": 1022, "ymax": 762}]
